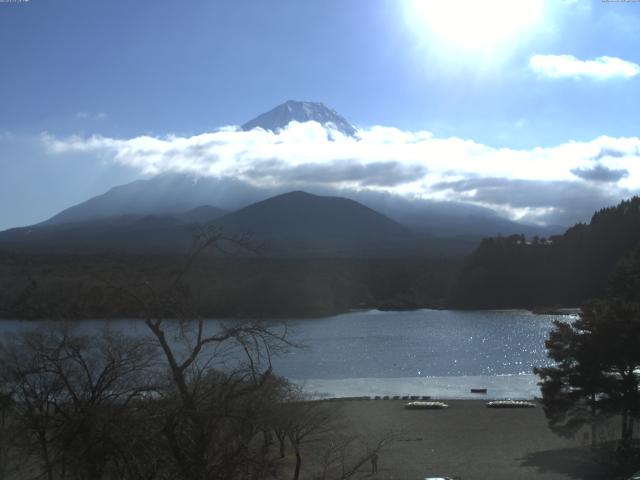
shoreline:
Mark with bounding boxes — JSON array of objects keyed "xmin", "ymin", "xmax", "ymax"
[
  {"xmin": 296, "ymin": 373, "xmax": 543, "ymax": 401},
  {"xmin": 318, "ymin": 396, "xmax": 538, "ymax": 403},
  {"xmin": 0, "ymin": 306, "xmax": 581, "ymax": 322}
]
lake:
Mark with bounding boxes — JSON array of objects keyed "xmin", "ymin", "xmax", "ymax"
[
  {"xmin": 275, "ymin": 309, "xmax": 571, "ymax": 399},
  {"xmin": 0, "ymin": 309, "xmax": 575, "ymax": 399}
]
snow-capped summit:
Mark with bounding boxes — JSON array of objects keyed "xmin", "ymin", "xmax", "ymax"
[{"xmin": 241, "ymin": 100, "xmax": 357, "ymax": 137}]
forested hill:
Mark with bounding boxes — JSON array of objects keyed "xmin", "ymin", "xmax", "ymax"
[{"xmin": 450, "ymin": 197, "xmax": 640, "ymax": 309}]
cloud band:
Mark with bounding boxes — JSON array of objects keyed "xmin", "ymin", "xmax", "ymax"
[
  {"xmin": 530, "ymin": 54, "xmax": 640, "ymax": 79},
  {"xmin": 43, "ymin": 122, "xmax": 640, "ymax": 226}
]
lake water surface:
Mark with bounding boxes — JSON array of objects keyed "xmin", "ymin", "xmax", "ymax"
[{"xmin": 0, "ymin": 309, "xmax": 575, "ymax": 399}]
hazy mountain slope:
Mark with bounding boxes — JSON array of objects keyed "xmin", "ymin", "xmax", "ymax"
[
  {"xmin": 369, "ymin": 196, "xmax": 561, "ymax": 239},
  {"xmin": 40, "ymin": 172, "xmax": 558, "ymax": 238},
  {"xmin": 0, "ymin": 215, "xmax": 194, "ymax": 254},
  {"xmin": 43, "ymin": 175, "xmax": 244, "ymax": 225},
  {"xmin": 176, "ymin": 205, "xmax": 226, "ymax": 224},
  {"xmin": 0, "ymin": 192, "xmax": 423, "ymax": 256},
  {"xmin": 241, "ymin": 100, "xmax": 357, "ymax": 136}
]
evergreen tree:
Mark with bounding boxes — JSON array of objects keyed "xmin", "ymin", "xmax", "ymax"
[{"xmin": 536, "ymin": 247, "xmax": 640, "ymax": 446}]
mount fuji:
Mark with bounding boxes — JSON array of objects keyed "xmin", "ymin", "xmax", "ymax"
[{"xmin": 241, "ymin": 100, "xmax": 357, "ymax": 137}]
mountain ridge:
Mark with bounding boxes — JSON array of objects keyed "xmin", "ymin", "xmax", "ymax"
[
  {"xmin": 34, "ymin": 172, "xmax": 557, "ymax": 239},
  {"xmin": 215, "ymin": 190, "xmax": 412, "ymax": 254},
  {"xmin": 0, "ymin": 191, "xmax": 423, "ymax": 256}
]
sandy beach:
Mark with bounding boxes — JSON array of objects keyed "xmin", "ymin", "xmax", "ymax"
[{"xmin": 291, "ymin": 399, "xmax": 617, "ymax": 480}]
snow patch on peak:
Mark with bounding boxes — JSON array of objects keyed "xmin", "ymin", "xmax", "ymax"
[{"xmin": 242, "ymin": 100, "xmax": 357, "ymax": 137}]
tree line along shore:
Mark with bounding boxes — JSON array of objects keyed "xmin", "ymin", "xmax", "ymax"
[{"xmin": 3, "ymin": 197, "xmax": 640, "ymax": 320}]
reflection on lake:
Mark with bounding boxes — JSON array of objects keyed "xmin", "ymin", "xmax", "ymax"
[
  {"xmin": 0, "ymin": 309, "xmax": 575, "ymax": 399},
  {"xmin": 276, "ymin": 309, "xmax": 571, "ymax": 399}
]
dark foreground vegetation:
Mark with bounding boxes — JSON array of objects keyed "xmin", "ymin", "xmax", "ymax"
[
  {"xmin": 534, "ymin": 245, "xmax": 640, "ymax": 476},
  {"xmin": 451, "ymin": 197, "xmax": 640, "ymax": 309},
  {"xmin": 0, "ymin": 328, "xmax": 400, "ymax": 480},
  {"xmin": 0, "ymin": 231, "xmax": 399, "ymax": 480}
]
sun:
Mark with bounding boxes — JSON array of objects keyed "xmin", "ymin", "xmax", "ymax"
[{"xmin": 404, "ymin": 0, "xmax": 545, "ymax": 59}]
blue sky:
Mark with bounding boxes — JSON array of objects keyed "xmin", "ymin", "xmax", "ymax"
[{"xmin": 1, "ymin": 0, "xmax": 640, "ymax": 229}]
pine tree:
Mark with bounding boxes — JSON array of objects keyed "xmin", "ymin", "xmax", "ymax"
[{"xmin": 536, "ymin": 247, "xmax": 640, "ymax": 446}]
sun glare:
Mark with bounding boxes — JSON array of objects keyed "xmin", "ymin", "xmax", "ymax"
[{"xmin": 405, "ymin": 0, "xmax": 545, "ymax": 59}]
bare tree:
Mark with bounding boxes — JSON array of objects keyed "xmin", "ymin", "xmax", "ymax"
[
  {"xmin": 1, "ymin": 329, "xmax": 68, "ymax": 480},
  {"xmin": 0, "ymin": 390, "xmax": 14, "ymax": 480},
  {"xmin": 112, "ymin": 227, "xmax": 294, "ymax": 480},
  {"xmin": 284, "ymin": 397, "xmax": 342, "ymax": 480},
  {"xmin": 0, "ymin": 327, "xmax": 158, "ymax": 480},
  {"xmin": 1, "ymin": 228, "xmax": 298, "ymax": 480}
]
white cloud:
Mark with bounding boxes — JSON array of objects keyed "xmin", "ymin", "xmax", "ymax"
[
  {"xmin": 530, "ymin": 54, "xmax": 640, "ymax": 79},
  {"xmin": 43, "ymin": 122, "xmax": 640, "ymax": 224}
]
